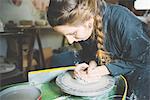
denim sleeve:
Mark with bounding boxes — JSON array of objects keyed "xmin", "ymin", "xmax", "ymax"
[
  {"xmin": 106, "ymin": 60, "xmax": 134, "ymax": 76},
  {"xmin": 104, "ymin": 5, "xmax": 150, "ymax": 76}
]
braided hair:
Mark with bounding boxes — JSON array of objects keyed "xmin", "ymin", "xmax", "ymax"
[{"xmin": 94, "ymin": 14, "xmax": 111, "ymax": 65}]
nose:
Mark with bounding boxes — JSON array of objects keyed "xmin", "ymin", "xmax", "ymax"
[{"xmin": 65, "ymin": 36, "xmax": 75, "ymax": 44}]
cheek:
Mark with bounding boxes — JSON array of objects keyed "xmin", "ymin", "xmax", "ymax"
[
  {"xmin": 87, "ymin": 28, "xmax": 93, "ymax": 37},
  {"xmin": 77, "ymin": 27, "xmax": 92, "ymax": 39}
]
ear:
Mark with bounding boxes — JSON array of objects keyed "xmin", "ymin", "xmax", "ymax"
[{"xmin": 86, "ymin": 16, "xmax": 94, "ymax": 29}]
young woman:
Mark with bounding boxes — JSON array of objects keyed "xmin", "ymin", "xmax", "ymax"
[{"xmin": 47, "ymin": 0, "xmax": 150, "ymax": 99}]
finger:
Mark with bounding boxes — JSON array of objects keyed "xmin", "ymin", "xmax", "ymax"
[
  {"xmin": 75, "ymin": 69, "xmax": 88, "ymax": 79},
  {"xmin": 73, "ymin": 71, "xmax": 78, "ymax": 79},
  {"xmin": 87, "ymin": 67, "xmax": 103, "ymax": 78},
  {"xmin": 74, "ymin": 63, "xmax": 89, "ymax": 79},
  {"xmin": 75, "ymin": 63, "xmax": 89, "ymax": 72},
  {"xmin": 74, "ymin": 70, "xmax": 87, "ymax": 80},
  {"xmin": 73, "ymin": 71, "xmax": 86, "ymax": 78},
  {"xmin": 78, "ymin": 73, "xmax": 88, "ymax": 80},
  {"xmin": 88, "ymin": 61, "xmax": 97, "ymax": 73}
]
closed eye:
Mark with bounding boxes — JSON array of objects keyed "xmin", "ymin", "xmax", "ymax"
[{"xmin": 66, "ymin": 31, "xmax": 77, "ymax": 36}]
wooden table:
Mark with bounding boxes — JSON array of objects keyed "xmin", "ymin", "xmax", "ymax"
[{"xmin": 1, "ymin": 25, "xmax": 53, "ymax": 71}]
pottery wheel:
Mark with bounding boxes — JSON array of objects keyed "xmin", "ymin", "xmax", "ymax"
[{"xmin": 56, "ymin": 71, "xmax": 115, "ymax": 97}]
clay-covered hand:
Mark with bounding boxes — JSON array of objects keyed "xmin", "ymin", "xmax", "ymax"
[
  {"xmin": 74, "ymin": 61, "xmax": 98, "ymax": 82},
  {"xmin": 74, "ymin": 61, "xmax": 110, "ymax": 83},
  {"xmin": 74, "ymin": 63, "xmax": 89, "ymax": 79}
]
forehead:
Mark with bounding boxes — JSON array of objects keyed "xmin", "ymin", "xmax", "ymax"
[{"xmin": 53, "ymin": 25, "xmax": 77, "ymax": 34}]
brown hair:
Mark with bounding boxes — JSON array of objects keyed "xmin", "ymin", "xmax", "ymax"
[
  {"xmin": 47, "ymin": 0, "xmax": 111, "ymax": 65},
  {"xmin": 94, "ymin": 15, "xmax": 111, "ymax": 65}
]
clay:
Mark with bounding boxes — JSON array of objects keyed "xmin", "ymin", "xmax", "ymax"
[{"xmin": 56, "ymin": 71, "xmax": 115, "ymax": 97}]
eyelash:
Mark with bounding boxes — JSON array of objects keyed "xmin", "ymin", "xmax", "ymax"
[{"xmin": 67, "ymin": 31, "xmax": 77, "ymax": 36}]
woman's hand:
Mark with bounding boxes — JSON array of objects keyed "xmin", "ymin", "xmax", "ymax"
[
  {"xmin": 74, "ymin": 61, "xmax": 110, "ymax": 82},
  {"xmin": 74, "ymin": 63, "xmax": 89, "ymax": 79}
]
